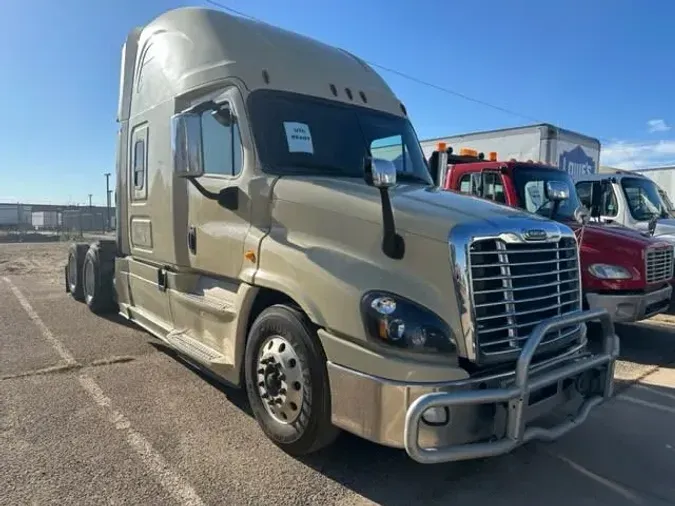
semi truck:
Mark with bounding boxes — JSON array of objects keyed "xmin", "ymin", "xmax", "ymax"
[
  {"xmin": 421, "ymin": 124, "xmax": 601, "ymax": 178},
  {"xmin": 428, "ymin": 144, "xmax": 674, "ymax": 323},
  {"xmin": 575, "ymin": 169, "xmax": 675, "ymax": 239},
  {"xmin": 64, "ymin": 6, "xmax": 618, "ymax": 464}
]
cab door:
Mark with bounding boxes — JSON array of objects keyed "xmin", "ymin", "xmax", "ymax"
[{"xmin": 184, "ymin": 86, "xmax": 251, "ymax": 279}]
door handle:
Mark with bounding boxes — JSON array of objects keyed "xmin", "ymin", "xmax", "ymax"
[{"xmin": 188, "ymin": 226, "xmax": 197, "ymax": 254}]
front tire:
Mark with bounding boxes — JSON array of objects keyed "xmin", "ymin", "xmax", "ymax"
[{"xmin": 244, "ymin": 304, "xmax": 339, "ymax": 456}]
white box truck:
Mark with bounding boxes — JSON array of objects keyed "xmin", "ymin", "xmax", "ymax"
[{"xmin": 420, "ymin": 123, "xmax": 601, "ymax": 178}]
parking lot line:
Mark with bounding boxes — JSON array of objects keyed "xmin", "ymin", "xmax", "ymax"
[
  {"xmin": 616, "ymin": 394, "xmax": 675, "ymax": 415},
  {"xmin": 4, "ymin": 276, "xmax": 76, "ymax": 366},
  {"xmin": 632, "ymin": 383, "xmax": 675, "ymax": 403},
  {"xmin": 2, "ymin": 276, "xmax": 206, "ymax": 506}
]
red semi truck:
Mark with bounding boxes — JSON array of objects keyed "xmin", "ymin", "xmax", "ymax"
[{"xmin": 428, "ymin": 144, "xmax": 674, "ymax": 323}]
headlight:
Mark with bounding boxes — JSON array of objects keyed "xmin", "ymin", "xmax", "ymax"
[
  {"xmin": 588, "ymin": 263, "xmax": 632, "ymax": 280},
  {"xmin": 361, "ymin": 291, "xmax": 456, "ymax": 352}
]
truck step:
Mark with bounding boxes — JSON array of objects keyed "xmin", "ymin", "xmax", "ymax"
[{"xmin": 165, "ymin": 329, "xmax": 229, "ymax": 366}]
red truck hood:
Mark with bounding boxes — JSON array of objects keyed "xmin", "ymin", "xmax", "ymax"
[{"xmin": 564, "ymin": 221, "xmax": 671, "ymax": 250}]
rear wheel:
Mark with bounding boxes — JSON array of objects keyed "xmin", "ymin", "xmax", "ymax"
[
  {"xmin": 82, "ymin": 243, "xmax": 117, "ymax": 314},
  {"xmin": 244, "ymin": 304, "xmax": 339, "ymax": 456},
  {"xmin": 66, "ymin": 243, "xmax": 89, "ymax": 301}
]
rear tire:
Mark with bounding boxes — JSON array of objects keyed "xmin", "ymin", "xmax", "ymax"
[
  {"xmin": 244, "ymin": 304, "xmax": 339, "ymax": 456},
  {"xmin": 66, "ymin": 243, "xmax": 89, "ymax": 302},
  {"xmin": 82, "ymin": 243, "xmax": 117, "ymax": 315}
]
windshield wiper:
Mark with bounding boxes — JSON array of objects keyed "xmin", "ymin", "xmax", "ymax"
[
  {"xmin": 396, "ymin": 173, "xmax": 431, "ymax": 185},
  {"xmin": 279, "ymin": 162, "xmax": 359, "ymax": 177}
]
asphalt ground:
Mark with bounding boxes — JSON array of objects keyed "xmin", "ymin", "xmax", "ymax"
[{"xmin": 2, "ymin": 270, "xmax": 675, "ymax": 505}]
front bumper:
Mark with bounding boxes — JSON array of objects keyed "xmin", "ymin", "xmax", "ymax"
[
  {"xmin": 586, "ymin": 284, "xmax": 672, "ymax": 322},
  {"xmin": 326, "ymin": 309, "xmax": 619, "ymax": 464}
]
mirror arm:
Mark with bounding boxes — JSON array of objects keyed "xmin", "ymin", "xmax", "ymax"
[
  {"xmin": 379, "ymin": 188, "xmax": 405, "ymax": 260},
  {"xmin": 186, "ymin": 176, "xmax": 219, "ymax": 200}
]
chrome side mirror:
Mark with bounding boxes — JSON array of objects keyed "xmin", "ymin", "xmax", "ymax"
[
  {"xmin": 371, "ymin": 158, "xmax": 397, "ymax": 188},
  {"xmin": 545, "ymin": 180, "xmax": 570, "ymax": 202},
  {"xmin": 171, "ymin": 112, "xmax": 204, "ymax": 177}
]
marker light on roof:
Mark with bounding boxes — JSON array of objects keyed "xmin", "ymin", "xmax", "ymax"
[
  {"xmin": 437, "ymin": 142, "xmax": 447, "ymax": 152},
  {"xmin": 488, "ymin": 152, "xmax": 498, "ymax": 161},
  {"xmin": 460, "ymin": 148, "xmax": 478, "ymax": 157}
]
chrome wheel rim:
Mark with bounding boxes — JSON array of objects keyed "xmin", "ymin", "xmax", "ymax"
[{"xmin": 256, "ymin": 335, "xmax": 305, "ymax": 424}]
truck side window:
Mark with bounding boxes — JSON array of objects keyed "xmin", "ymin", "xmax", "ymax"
[
  {"xmin": 576, "ymin": 182, "xmax": 592, "ymax": 208},
  {"xmin": 458, "ymin": 174, "xmax": 473, "ymax": 194},
  {"xmin": 133, "ymin": 139, "xmax": 145, "ymax": 190},
  {"xmin": 482, "ymin": 172, "xmax": 506, "ymax": 203},
  {"xmin": 601, "ymin": 185, "xmax": 618, "ymax": 216},
  {"xmin": 201, "ymin": 107, "xmax": 243, "ymax": 177}
]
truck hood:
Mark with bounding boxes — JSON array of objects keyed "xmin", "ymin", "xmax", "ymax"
[
  {"xmin": 272, "ymin": 177, "xmax": 552, "ymax": 241},
  {"xmin": 577, "ymin": 222, "xmax": 656, "ymax": 249},
  {"xmin": 654, "ymin": 219, "xmax": 675, "ymax": 238}
]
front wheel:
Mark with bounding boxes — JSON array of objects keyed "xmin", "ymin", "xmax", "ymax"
[{"xmin": 244, "ymin": 304, "xmax": 339, "ymax": 456}]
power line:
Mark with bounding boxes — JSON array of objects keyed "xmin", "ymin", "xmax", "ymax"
[
  {"xmin": 204, "ymin": 0, "xmax": 541, "ymax": 123},
  {"xmin": 203, "ymin": 0, "xmax": 619, "ymax": 150}
]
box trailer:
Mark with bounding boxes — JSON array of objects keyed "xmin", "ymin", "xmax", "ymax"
[
  {"xmin": 421, "ymin": 123, "xmax": 601, "ymax": 178},
  {"xmin": 633, "ymin": 166, "xmax": 675, "ymax": 199}
]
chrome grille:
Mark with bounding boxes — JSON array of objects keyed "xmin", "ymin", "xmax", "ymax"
[
  {"xmin": 469, "ymin": 237, "xmax": 582, "ymax": 358},
  {"xmin": 645, "ymin": 245, "xmax": 674, "ymax": 284}
]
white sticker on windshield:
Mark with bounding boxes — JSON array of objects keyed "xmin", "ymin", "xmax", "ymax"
[{"xmin": 283, "ymin": 122, "xmax": 314, "ymax": 154}]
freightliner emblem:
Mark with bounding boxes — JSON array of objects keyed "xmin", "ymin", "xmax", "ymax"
[{"xmin": 522, "ymin": 229, "xmax": 548, "ymax": 241}]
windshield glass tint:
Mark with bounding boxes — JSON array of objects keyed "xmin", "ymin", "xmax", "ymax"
[
  {"xmin": 512, "ymin": 165, "xmax": 581, "ymax": 219},
  {"xmin": 621, "ymin": 177, "xmax": 666, "ymax": 220},
  {"xmin": 247, "ymin": 90, "xmax": 432, "ymax": 183}
]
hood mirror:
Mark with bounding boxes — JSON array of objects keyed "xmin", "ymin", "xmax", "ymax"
[{"xmin": 364, "ymin": 156, "xmax": 404, "ymax": 260}]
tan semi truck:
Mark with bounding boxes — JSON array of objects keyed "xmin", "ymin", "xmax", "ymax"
[{"xmin": 64, "ymin": 7, "xmax": 619, "ymax": 464}]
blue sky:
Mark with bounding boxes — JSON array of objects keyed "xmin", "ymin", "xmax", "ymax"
[{"xmin": 1, "ymin": 0, "xmax": 673, "ymax": 205}]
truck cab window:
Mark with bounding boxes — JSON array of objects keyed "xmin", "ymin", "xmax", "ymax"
[
  {"xmin": 576, "ymin": 182, "xmax": 592, "ymax": 208},
  {"xmin": 370, "ymin": 135, "xmax": 414, "ymax": 174},
  {"xmin": 246, "ymin": 89, "xmax": 432, "ymax": 185},
  {"xmin": 482, "ymin": 172, "xmax": 505, "ymax": 203},
  {"xmin": 458, "ymin": 174, "xmax": 473, "ymax": 194},
  {"xmin": 201, "ymin": 107, "xmax": 243, "ymax": 177}
]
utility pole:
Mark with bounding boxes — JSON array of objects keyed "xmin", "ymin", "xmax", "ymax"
[
  {"xmin": 104, "ymin": 172, "xmax": 111, "ymax": 232},
  {"xmin": 88, "ymin": 194, "xmax": 93, "ymax": 209}
]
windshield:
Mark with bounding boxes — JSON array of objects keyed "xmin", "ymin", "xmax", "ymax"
[
  {"xmin": 621, "ymin": 177, "xmax": 668, "ymax": 221},
  {"xmin": 246, "ymin": 90, "xmax": 432, "ymax": 184},
  {"xmin": 658, "ymin": 188, "xmax": 675, "ymax": 216},
  {"xmin": 512, "ymin": 165, "xmax": 582, "ymax": 220}
]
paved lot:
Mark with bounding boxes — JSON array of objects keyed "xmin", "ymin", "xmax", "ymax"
[{"xmin": 2, "ymin": 269, "xmax": 675, "ymax": 505}]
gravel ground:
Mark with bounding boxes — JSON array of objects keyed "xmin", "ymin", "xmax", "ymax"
[{"xmin": 1, "ymin": 242, "xmax": 675, "ymax": 505}]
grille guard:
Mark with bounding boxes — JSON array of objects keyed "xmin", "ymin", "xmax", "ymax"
[{"xmin": 403, "ymin": 308, "xmax": 619, "ymax": 464}]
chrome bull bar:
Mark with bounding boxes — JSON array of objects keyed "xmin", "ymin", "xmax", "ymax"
[{"xmin": 404, "ymin": 308, "xmax": 620, "ymax": 464}]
